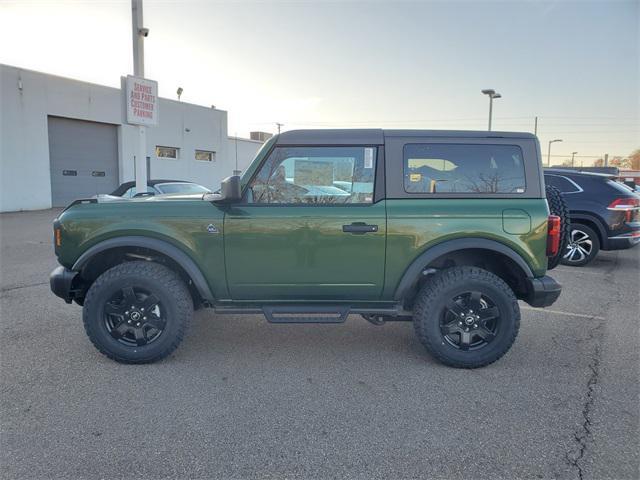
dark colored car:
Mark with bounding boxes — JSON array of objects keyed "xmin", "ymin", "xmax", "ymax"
[
  {"xmin": 544, "ymin": 169, "xmax": 640, "ymax": 266},
  {"xmin": 110, "ymin": 180, "xmax": 211, "ymax": 197}
]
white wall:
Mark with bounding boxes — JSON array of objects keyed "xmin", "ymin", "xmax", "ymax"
[
  {"xmin": 227, "ymin": 136, "xmax": 264, "ymax": 174},
  {"xmin": 0, "ymin": 64, "xmax": 261, "ymax": 212}
]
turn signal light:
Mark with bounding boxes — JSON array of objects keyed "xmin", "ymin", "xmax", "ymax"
[
  {"xmin": 55, "ymin": 228, "xmax": 62, "ymax": 247},
  {"xmin": 547, "ymin": 215, "xmax": 561, "ymax": 257}
]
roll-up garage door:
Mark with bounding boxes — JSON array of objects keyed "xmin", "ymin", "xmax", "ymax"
[{"xmin": 48, "ymin": 116, "xmax": 119, "ymax": 207}]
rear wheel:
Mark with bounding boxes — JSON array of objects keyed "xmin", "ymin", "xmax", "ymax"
[
  {"xmin": 561, "ymin": 224, "xmax": 600, "ymax": 267},
  {"xmin": 413, "ymin": 267, "xmax": 520, "ymax": 368},
  {"xmin": 82, "ymin": 261, "xmax": 192, "ymax": 363}
]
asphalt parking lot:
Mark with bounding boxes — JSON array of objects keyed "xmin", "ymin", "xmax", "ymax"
[{"xmin": 1, "ymin": 209, "xmax": 638, "ymax": 480}]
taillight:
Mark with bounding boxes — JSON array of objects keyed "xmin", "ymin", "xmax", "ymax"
[
  {"xmin": 607, "ymin": 197, "xmax": 640, "ymax": 222},
  {"xmin": 547, "ymin": 215, "xmax": 561, "ymax": 257}
]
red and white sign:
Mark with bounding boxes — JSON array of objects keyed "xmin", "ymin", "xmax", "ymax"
[{"xmin": 125, "ymin": 75, "xmax": 158, "ymax": 126}]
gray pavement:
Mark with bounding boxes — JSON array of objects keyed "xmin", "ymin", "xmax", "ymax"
[{"xmin": 1, "ymin": 209, "xmax": 638, "ymax": 480}]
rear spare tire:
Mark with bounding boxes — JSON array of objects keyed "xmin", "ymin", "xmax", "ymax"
[
  {"xmin": 545, "ymin": 185, "xmax": 570, "ymax": 270},
  {"xmin": 82, "ymin": 261, "xmax": 192, "ymax": 364}
]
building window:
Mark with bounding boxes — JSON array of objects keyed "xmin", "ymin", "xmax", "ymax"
[
  {"xmin": 403, "ymin": 144, "xmax": 526, "ymax": 194},
  {"xmin": 156, "ymin": 146, "xmax": 179, "ymax": 159},
  {"xmin": 195, "ymin": 150, "xmax": 216, "ymax": 162}
]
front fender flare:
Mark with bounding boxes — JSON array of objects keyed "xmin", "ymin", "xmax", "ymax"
[
  {"xmin": 393, "ymin": 238, "xmax": 535, "ymax": 301},
  {"xmin": 72, "ymin": 236, "xmax": 214, "ymax": 302}
]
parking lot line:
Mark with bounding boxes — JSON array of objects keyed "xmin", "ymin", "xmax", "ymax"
[
  {"xmin": 521, "ymin": 306, "xmax": 605, "ymax": 320},
  {"xmin": 554, "ymin": 267, "xmax": 605, "ymax": 276}
]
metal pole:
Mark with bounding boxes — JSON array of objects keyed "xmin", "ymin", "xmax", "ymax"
[
  {"xmin": 132, "ymin": 0, "xmax": 148, "ymax": 194},
  {"xmin": 547, "ymin": 141, "xmax": 552, "ymax": 167},
  {"xmin": 534, "ymin": 116, "xmax": 538, "ymax": 136},
  {"xmin": 604, "ymin": 153, "xmax": 609, "ymax": 167},
  {"xmin": 233, "ymin": 134, "xmax": 240, "ymax": 176},
  {"xmin": 488, "ymin": 96, "xmax": 493, "ymax": 131},
  {"xmin": 571, "ymin": 152, "xmax": 577, "ymax": 167}
]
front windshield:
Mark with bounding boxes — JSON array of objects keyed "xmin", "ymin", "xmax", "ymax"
[{"xmin": 156, "ymin": 183, "xmax": 210, "ymax": 194}]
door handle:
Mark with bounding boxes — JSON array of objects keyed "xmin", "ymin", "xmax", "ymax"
[{"xmin": 342, "ymin": 222, "xmax": 378, "ymax": 234}]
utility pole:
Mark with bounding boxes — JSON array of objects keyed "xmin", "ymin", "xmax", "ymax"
[
  {"xmin": 534, "ymin": 116, "xmax": 538, "ymax": 136},
  {"xmin": 481, "ymin": 89, "xmax": 501, "ymax": 131},
  {"xmin": 132, "ymin": 0, "xmax": 148, "ymax": 194},
  {"xmin": 275, "ymin": 122, "xmax": 284, "ymax": 134},
  {"xmin": 571, "ymin": 151, "xmax": 578, "ymax": 167},
  {"xmin": 604, "ymin": 153, "xmax": 609, "ymax": 167}
]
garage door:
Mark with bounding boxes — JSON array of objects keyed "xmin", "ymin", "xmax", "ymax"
[{"xmin": 48, "ymin": 116, "xmax": 119, "ymax": 207}]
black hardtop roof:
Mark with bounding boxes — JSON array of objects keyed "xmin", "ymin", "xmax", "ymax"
[{"xmin": 276, "ymin": 129, "xmax": 536, "ymax": 145}]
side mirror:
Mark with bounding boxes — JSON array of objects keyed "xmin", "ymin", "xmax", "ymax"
[{"xmin": 215, "ymin": 175, "xmax": 242, "ymax": 203}]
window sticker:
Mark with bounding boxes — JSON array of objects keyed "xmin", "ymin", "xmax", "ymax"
[
  {"xmin": 294, "ymin": 159, "xmax": 333, "ymax": 186},
  {"xmin": 364, "ymin": 148, "xmax": 374, "ymax": 169},
  {"xmin": 410, "ymin": 173, "xmax": 422, "ymax": 182}
]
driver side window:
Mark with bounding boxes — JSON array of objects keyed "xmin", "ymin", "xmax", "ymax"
[{"xmin": 247, "ymin": 146, "xmax": 377, "ymax": 204}]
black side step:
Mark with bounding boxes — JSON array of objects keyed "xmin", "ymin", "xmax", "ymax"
[{"xmin": 262, "ymin": 305, "xmax": 350, "ymax": 324}]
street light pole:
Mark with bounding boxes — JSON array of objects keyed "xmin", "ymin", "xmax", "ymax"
[
  {"xmin": 571, "ymin": 151, "xmax": 578, "ymax": 167},
  {"xmin": 481, "ymin": 89, "xmax": 502, "ymax": 131},
  {"xmin": 547, "ymin": 139, "xmax": 562, "ymax": 167},
  {"xmin": 132, "ymin": 0, "xmax": 148, "ymax": 194},
  {"xmin": 275, "ymin": 122, "xmax": 284, "ymax": 134}
]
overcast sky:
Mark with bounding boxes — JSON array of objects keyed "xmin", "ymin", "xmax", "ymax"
[{"xmin": 1, "ymin": 0, "xmax": 638, "ymax": 165}]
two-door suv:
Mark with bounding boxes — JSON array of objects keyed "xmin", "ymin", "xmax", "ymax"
[{"xmin": 51, "ymin": 129, "xmax": 562, "ymax": 368}]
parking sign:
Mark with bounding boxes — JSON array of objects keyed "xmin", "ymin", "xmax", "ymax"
[{"xmin": 125, "ymin": 75, "xmax": 158, "ymax": 126}]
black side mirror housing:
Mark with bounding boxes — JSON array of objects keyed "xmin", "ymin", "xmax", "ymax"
[{"xmin": 216, "ymin": 175, "xmax": 242, "ymax": 203}]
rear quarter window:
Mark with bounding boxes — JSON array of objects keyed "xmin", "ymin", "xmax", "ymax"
[
  {"xmin": 403, "ymin": 144, "xmax": 526, "ymax": 194},
  {"xmin": 545, "ymin": 174, "xmax": 581, "ymax": 193},
  {"xmin": 607, "ymin": 179, "xmax": 636, "ymax": 195}
]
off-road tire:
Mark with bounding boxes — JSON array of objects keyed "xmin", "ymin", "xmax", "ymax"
[
  {"xmin": 561, "ymin": 224, "xmax": 600, "ymax": 267},
  {"xmin": 545, "ymin": 184, "xmax": 570, "ymax": 270},
  {"xmin": 413, "ymin": 266, "xmax": 520, "ymax": 368},
  {"xmin": 83, "ymin": 261, "xmax": 192, "ymax": 364}
]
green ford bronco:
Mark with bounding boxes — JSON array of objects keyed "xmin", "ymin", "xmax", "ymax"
[{"xmin": 51, "ymin": 129, "xmax": 563, "ymax": 368}]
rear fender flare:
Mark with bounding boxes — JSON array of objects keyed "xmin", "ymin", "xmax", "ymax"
[{"xmin": 393, "ymin": 238, "xmax": 534, "ymax": 301}]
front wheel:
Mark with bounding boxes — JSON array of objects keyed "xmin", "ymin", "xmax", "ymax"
[
  {"xmin": 561, "ymin": 224, "xmax": 600, "ymax": 267},
  {"xmin": 82, "ymin": 261, "xmax": 193, "ymax": 363},
  {"xmin": 413, "ymin": 267, "xmax": 520, "ymax": 368}
]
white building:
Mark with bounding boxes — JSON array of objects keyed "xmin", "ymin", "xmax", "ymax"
[{"xmin": 0, "ymin": 64, "xmax": 265, "ymax": 212}]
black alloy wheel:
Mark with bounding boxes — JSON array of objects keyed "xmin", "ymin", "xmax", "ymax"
[
  {"xmin": 440, "ymin": 291, "xmax": 500, "ymax": 351},
  {"xmin": 103, "ymin": 286, "xmax": 166, "ymax": 347}
]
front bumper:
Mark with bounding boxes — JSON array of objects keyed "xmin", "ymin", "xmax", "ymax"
[
  {"xmin": 524, "ymin": 275, "xmax": 562, "ymax": 308},
  {"xmin": 50, "ymin": 266, "xmax": 78, "ymax": 304}
]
